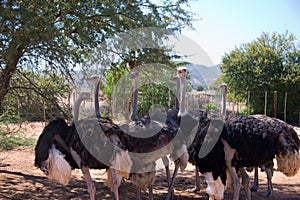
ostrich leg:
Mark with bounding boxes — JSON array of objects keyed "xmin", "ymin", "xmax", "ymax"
[
  {"xmin": 70, "ymin": 148, "xmax": 96, "ymax": 200},
  {"xmin": 136, "ymin": 186, "xmax": 142, "ymax": 200},
  {"xmin": 162, "ymin": 156, "xmax": 171, "ymax": 188},
  {"xmin": 265, "ymin": 167, "xmax": 273, "ymax": 196},
  {"xmin": 239, "ymin": 168, "xmax": 251, "ymax": 200},
  {"xmin": 251, "ymin": 164, "xmax": 274, "ymax": 196},
  {"xmin": 251, "ymin": 167, "xmax": 259, "ymax": 191},
  {"xmin": 148, "ymin": 185, "xmax": 154, "ymax": 200},
  {"xmin": 111, "ymin": 168, "xmax": 120, "ymax": 200},
  {"xmin": 165, "ymin": 159, "xmax": 180, "ymax": 200},
  {"xmin": 186, "ymin": 166, "xmax": 201, "ymax": 192}
]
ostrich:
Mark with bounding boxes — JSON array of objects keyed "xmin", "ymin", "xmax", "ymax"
[
  {"xmin": 187, "ymin": 83, "xmax": 228, "ymax": 193},
  {"xmin": 188, "ymin": 111, "xmax": 300, "ymax": 200},
  {"xmin": 117, "ymin": 63, "xmax": 193, "ymax": 200},
  {"xmin": 34, "ymin": 84, "xmax": 132, "ymax": 200},
  {"xmin": 221, "ymin": 113, "xmax": 300, "ymax": 200},
  {"xmin": 187, "ymin": 84, "xmax": 300, "ymax": 200},
  {"xmin": 249, "ymin": 114, "xmax": 300, "ymax": 196}
]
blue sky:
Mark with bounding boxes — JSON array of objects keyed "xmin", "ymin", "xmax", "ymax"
[{"xmin": 181, "ymin": 0, "xmax": 300, "ymax": 66}]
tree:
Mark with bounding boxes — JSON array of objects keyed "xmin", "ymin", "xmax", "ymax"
[
  {"xmin": 0, "ymin": 0, "xmax": 194, "ymax": 109},
  {"xmin": 221, "ymin": 31, "xmax": 300, "ymax": 122}
]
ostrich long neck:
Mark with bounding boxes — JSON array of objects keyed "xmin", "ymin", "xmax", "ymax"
[
  {"xmin": 132, "ymin": 74, "xmax": 139, "ymax": 119},
  {"xmin": 175, "ymin": 78, "xmax": 180, "ymax": 110},
  {"xmin": 74, "ymin": 93, "xmax": 89, "ymax": 123},
  {"xmin": 221, "ymin": 93, "xmax": 226, "ymax": 115},
  {"xmin": 95, "ymin": 79, "xmax": 101, "ymax": 118},
  {"xmin": 176, "ymin": 74, "xmax": 186, "ymax": 116},
  {"xmin": 221, "ymin": 85, "xmax": 227, "ymax": 115}
]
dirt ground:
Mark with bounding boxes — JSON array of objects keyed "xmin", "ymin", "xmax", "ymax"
[{"xmin": 0, "ymin": 123, "xmax": 300, "ymax": 200}]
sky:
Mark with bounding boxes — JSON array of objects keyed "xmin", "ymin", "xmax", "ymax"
[{"xmin": 180, "ymin": 0, "xmax": 300, "ymax": 66}]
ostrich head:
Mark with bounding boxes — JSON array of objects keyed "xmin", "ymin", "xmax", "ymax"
[
  {"xmin": 219, "ymin": 83, "xmax": 228, "ymax": 96},
  {"xmin": 177, "ymin": 66, "xmax": 187, "ymax": 78}
]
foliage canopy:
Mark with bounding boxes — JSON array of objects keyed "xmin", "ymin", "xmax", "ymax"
[
  {"xmin": 221, "ymin": 31, "xmax": 300, "ymax": 122},
  {"xmin": 0, "ymin": 0, "xmax": 195, "ymax": 120}
]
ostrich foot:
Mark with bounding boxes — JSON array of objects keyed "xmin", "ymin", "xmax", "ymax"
[
  {"xmin": 186, "ymin": 186, "xmax": 200, "ymax": 192},
  {"xmin": 261, "ymin": 190, "xmax": 272, "ymax": 197},
  {"xmin": 131, "ymin": 114, "xmax": 139, "ymax": 121},
  {"xmin": 250, "ymin": 184, "xmax": 258, "ymax": 192}
]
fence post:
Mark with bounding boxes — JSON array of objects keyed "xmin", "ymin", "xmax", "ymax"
[
  {"xmin": 232, "ymin": 93, "xmax": 235, "ymax": 113},
  {"xmin": 43, "ymin": 99, "xmax": 46, "ymax": 126},
  {"xmin": 284, "ymin": 91, "xmax": 287, "ymax": 122},
  {"xmin": 264, "ymin": 91, "xmax": 267, "ymax": 116},
  {"xmin": 247, "ymin": 91, "xmax": 250, "ymax": 115},
  {"xmin": 274, "ymin": 91, "xmax": 277, "ymax": 118}
]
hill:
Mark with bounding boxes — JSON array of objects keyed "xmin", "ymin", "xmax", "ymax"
[{"xmin": 186, "ymin": 63, "xmax": 221, "ymax": 88}]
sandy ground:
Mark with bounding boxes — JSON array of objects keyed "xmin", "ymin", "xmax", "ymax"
[{"xmin": 0, "ymin": 124, "xmax": 299, "ymax": 199}]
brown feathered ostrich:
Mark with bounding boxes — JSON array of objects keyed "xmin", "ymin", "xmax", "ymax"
[{"xmin": 34, "ymin": 80, "xmax": 132, "ymax": 200}]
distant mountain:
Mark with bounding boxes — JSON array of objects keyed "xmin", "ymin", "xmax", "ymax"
[{"xmin": 185, "ymin": 63, "xmax": 221, "ymax": 88}]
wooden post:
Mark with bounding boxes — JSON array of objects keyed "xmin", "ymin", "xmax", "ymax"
[
  {"xmin": 274, "ymin": 91, "xmax": 277, "ymax": 118},
  {"xmin": 232, "ymin": 93, "xmax": 235, "ymax": 113},
  {"xmin": 43, "ymin": 99, "xmax": 46, "ymax": 126},
  {"xmin": 247, "ymin": 91, "xmax": 250, "ymax": 115},
  {"xmin": 168, "ymin": 90, "xmax": 171, "ymax": 108},
  {"xmin": 264, "ymin": 91, "xmax": 267, "ymax": 116},
  {"xmin": 17, "ymin": 87, "xmax": 21, "ymax": 122},
  {"xmin": 284, "ymin": 91, "xmax": 287, "ymax": 122}
]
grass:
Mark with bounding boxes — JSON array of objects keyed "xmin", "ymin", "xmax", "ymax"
[{"xmin": 0, "ymin": 129, "xmax": 36, "ymax": 150}]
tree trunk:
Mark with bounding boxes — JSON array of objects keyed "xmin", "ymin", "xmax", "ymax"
[
  {"xmin": 0, "ymin": 63, "xmax": 18, "ymax": 110},
  {"xmin": 0, "ymin": 44, "xmax": 23, "ymax": 110}
]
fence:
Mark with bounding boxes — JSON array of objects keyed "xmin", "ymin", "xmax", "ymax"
[{"xmin": 230, "ymin": 90, "xmax": 300, "ymax": 125}]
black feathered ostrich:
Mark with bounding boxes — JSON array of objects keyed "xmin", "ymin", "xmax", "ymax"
[
  {"xmin": 119, "ymin": 62, "xmax": 193, "ymax": 200},
  {"xmin": 222, "ymin": 113, "xmax": 300, "ymax": 200},
  {"xmin": 34, "ymin": 79, "xmax": 132, "ymax": 200},
  {"xmin": 187, "ymin": 84, "xmax": 300, "ymax": 200},
  {"xmin": 247, "ymin": 114, "xmax": 300, "ymax": 196},
  {"xmin": 187, "ymin": 83, "xmax": 228, "ymax": 194}
]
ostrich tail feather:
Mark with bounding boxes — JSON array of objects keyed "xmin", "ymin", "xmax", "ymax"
[
  {"xmin": 46, "ymin": 145, "xmax": 72, "ymax": 185},
  {"xmin": 276, "ymin": 149, "xmax": 300, "ymax": 177}
]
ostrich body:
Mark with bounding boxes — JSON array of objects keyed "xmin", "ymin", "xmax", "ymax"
[
  {"xmin": 35, "ymin": 89, "xmax": 132, "ymax": 200},
  {"xmin": 188, "ymin": 111, "xmax": 300, "ymax": 200},
  {"xmin": 248, "ymin": 114, "xmax": 300, "ymax": 196},
  {"xmin": 221, "ymin": 113, "xmax": 300, "ymax": 200}
]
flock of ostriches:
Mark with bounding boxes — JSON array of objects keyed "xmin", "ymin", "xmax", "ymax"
[{"xmin": 35, "ymin": 73, "xmax": 300, "ymax": 200}]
